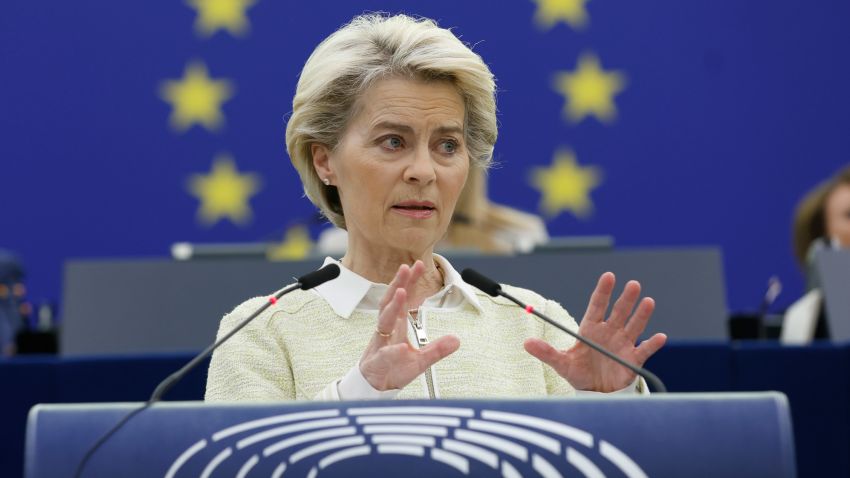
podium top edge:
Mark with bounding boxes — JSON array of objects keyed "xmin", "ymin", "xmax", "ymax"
[{"xmin": 28, "ymin": 391, "xmax": 788, "ymax": 412}]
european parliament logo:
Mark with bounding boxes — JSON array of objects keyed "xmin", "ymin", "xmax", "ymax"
[{"xmin": 164, "ymin": 405, "xmax": 645, "ymax": 477}]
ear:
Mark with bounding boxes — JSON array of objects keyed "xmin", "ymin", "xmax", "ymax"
[{"xmin": 311, "ymin": 143, "xmax": 334, "ymax": 183}]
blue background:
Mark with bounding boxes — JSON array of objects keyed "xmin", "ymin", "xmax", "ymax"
[{"xmin": 2, "ymin": 0, "xmax": 849, "ymax": 313}]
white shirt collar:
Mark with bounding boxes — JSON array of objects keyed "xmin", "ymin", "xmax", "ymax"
[{"xmin": 313, "ymin": 254, "xmax": 484, "ymax": 318}]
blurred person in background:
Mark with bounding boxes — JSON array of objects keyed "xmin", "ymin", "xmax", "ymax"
[
  {"xmin": 441, "ymin": 167, "xmax": 548, "ymax": 253},
  {"xmin": 782, "ymin": 164, "xmax": 850, "ymax": 342},
  {"xmin": 792, "ymin": 164, "xmax": 850, "ymax": 286},
  {"xmin": 0, "ymin": 249, "xmax": 25, "ymax": 357}
]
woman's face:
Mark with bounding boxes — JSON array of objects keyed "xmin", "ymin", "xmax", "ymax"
[
  {"xmin": 313, "ymin": 77, "xmax": 469, "ymax": 256},
  {"xmin": 825, "ymin": 183, "xmax": 850, "ymax": 247}
]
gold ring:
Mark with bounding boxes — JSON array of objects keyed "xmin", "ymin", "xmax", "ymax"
[{"xmin": 375, "ymin": 328, "xmax": 392, "ymax": 338}]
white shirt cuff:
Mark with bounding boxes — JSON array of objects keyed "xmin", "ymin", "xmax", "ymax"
[
  {"xmin": 336, "ymin": 364, "xmax": 401, "ymax": 400},
  {"xmin": 575, "ymin": 377, "xmax": 649, "ymax": 396}
]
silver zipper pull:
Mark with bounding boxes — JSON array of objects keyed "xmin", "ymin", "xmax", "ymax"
[{"xmin": 411, "ymin": 315, "xmax": 429, "ymax": 346}]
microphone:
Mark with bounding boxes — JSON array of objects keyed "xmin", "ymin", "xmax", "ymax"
[
  {"xmin": 461, "ymin": 268, "xmax": 667, "ymax": 393},
  {"xmin": 297, "ymin": 263, "xmax": 342, "ymax": 290},
  {"xmin": 73, "ymin": 264, "xmax": 340, "ymax": 478},
  {"xmin": 757, "ymin": 275, "xmax": 782, "ymax": 325}
]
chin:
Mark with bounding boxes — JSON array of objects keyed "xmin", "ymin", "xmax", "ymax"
[{"xmin": 386, "ymin": 228, "xmax": 440, "ymax": 254}]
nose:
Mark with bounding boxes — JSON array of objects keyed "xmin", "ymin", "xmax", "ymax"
[{"xmin": 403, "ymin": 143, "xmax": 436, "ymax": 185}]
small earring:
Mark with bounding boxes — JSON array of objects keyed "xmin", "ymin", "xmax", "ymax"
[{"xmin": 323, "ymin": 178, "xmax": 330, "ymax": 186}]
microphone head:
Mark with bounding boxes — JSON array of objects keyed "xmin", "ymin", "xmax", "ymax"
[
  {"xmin": 298, "ymin": 264, "xmax": 340, "ymax": 290},
  {"xmin": 461, "ymin": 268, "xmax": 502, "ymax": 297}
]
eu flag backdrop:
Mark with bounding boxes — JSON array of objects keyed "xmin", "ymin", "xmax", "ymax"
[{"xmin": 2, "ymin": 0, "xmax": 849, "ymax": 314}]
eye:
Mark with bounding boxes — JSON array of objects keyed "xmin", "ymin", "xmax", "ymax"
[
  {"xmin": 380, "ymin": 136, "xmax": 404, "ymax": 151},
  {"xmin": 438, "ymin": 139, "xmax": 459, "ymax": 155}
]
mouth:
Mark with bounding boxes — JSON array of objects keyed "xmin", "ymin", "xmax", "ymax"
[{"xmin": 391, "ymin": 200, "xmax": 436, "ymax": 218}]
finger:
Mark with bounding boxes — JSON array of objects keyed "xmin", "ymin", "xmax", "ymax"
[
  {"xmin": 624, "ymin": 297, "xmax": 655, "ymax": 341},
  {"xmin": 523, "ymin": 338, "xmax": 565, "ymax": 369},
  {"xmin": 389, "ymin": 296, "xmax": 411, "ymax": 345},
  {"xmin": 634, "ymin": 333, "xmax": 667, "ymax": 365},
  {"xmin": 379, "ymin": 264, "xmax": 410, "ymax": 309},
  {"xmin": 583, "ymin": 272, "xmax": 615, "ymax": 324},
  {"xmin": 376, "ymin": 288, "xmax": 406, "ymax": 340},
  {"xmin": 405, "ymin": 260, "xmax": 427, "ymax": 293},
  {"xmin": 391, "ymin": 261, "xmax": 426, "ymax": 324},
  {"xmin": 417, "ymin": 335, "xmax": 460, "ymax": 370},
  {"xmin": 606, "ymin": 280, "xmax": 641, "ymax": 329}
]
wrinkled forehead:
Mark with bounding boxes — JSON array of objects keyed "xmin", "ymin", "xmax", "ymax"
[{"xmin": 347, "ymin": 76, "xmax": 466, "ymax": 134}]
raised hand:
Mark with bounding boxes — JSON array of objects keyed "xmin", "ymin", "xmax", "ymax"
[
  {"xmin": 524, "ymin": 272, "xmax": 667, "ymax": 392},
  {"xmin": 359, "ymin": 261, "xmax": 461, "ymax": 391}
]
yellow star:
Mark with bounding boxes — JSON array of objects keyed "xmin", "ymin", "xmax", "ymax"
[
  {"xmin": 187, "ymin": 0, "xmax": 256, "ymax": 37},
  {"xmin": 160, "ymin": 61, "xmax": 234, "ymax": 132},
  {"xmin": 530, "ymin": 149, "xmax": 602, "ymax": 218},
  {"xmin": 553, "ymin": 52, "xmax": 626, "ymax": 124},
  {"xmin": 187, "ymin": 154, "xmax": 261, "ymax": 226},
  {"xmin": 532, "ymin": 0, "xmax": 590, "ymax": 30},
  {"xmin": 267, "ymin": 226, "xmax": 314, "ymax": 261}
]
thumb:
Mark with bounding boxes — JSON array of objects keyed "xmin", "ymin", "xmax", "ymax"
[{"xmin": 524, "ymin": 338, "xmax": 562, "ymax": 367}]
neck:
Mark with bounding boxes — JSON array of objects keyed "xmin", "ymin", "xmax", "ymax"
[{"xmin": 341, "ymin": 242, "xmax": 444, "ymax": 309}]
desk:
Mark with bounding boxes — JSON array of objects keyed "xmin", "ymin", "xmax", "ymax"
[
  {"xmin": 27, "ymin": 394, "xmax": 794, "ymax": 477},
  {"xmin": 2, "ymin": 342, "xmax": 848, "ymax": 477}
]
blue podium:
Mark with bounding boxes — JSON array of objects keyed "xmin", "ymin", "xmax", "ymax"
[{"xmin": 26, "ymin": 393, "xmax": 795, "ymax": 478}]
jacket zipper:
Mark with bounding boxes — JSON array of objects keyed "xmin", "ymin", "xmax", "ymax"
[{"xmin": 409, "ymin": 313, "xmax": 436, "ymax": 399}]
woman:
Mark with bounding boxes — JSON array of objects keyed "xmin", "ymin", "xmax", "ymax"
[
  {"xmin": 443, "ymin": 167, "xmax": 550, "ymax": 253},
  {"xmin": 793, "ymin": 164, "xmax": 850, "ymax": 271},
  {"xmin": 782, "ymin": 165, "xmax": 850, "ymax": 342},
  {"xmin": 206, "ymin": 14, "xmax": 666, "ymax": 401}
]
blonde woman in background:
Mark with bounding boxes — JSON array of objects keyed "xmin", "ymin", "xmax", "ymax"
[{"xmin": 443, "ymin": 167, "xmax": 548, "ymax": 253}]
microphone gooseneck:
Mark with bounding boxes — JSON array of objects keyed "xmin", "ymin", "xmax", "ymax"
[
  {"xmin": 462, "ymin": 268, "xmax": 667, "ymax": 394},
  {"xmin": 73, "ymin": 264, "xmax": 340, "ymax": 478}
]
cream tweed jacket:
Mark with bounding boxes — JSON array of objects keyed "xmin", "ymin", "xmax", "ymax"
[{"xmin": 205, "ymin": 281, "xmax": 580, "ymax": 401}]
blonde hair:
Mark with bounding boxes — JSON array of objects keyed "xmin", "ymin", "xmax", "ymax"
[
  {"xmin": 443, "ymin": 167, "xmax": 549, "ymax": 253},
  {"xmin": 792, "ymin": 164, "xmax": 850, "ymax": 267},
  {"xmin": 285, "ymin": 13, "xmax": 497, "ymax": 228}
]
